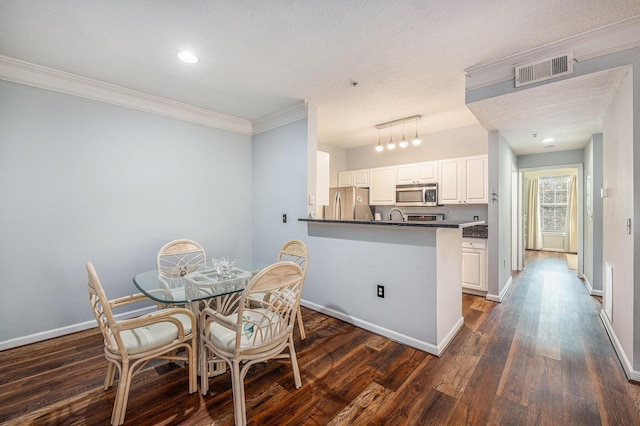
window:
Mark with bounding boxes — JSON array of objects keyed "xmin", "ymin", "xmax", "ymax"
[{"xmin": 539, "ymin": 176, "xmax": 570, "ymax": 232}]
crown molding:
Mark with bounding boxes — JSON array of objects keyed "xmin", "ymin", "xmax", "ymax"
[
  {"xmin": 0, "ymin": 55, "xmax": 253, "ymax": 135},
  {"xmin": 465, "ymin": 15, "xmax": 640, "ymax": 91},
  {"xmin": 252, "ymin": 100, "xmax": 309, "ymax": 135}
]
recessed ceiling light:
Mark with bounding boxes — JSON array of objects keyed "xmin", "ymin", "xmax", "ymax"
[
  {"xmin": 178, "ymin": 51, "xmax": 198, "ymax": 64},
  {"xmin": 541, "ymin": 138, "xmax": 555, "ymax": 143}
]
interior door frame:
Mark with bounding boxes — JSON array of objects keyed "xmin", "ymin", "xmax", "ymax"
[
  {"xmin": 517, "ymin": 163, "xmax": 584, "ymax": 276},
  {"xmin": 511, "ymin": 165, "xmax": 522, "ymax": 271}
]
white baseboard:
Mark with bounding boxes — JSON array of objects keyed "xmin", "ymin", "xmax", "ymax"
[
  {"xmin": 462, "ymin": 288, "xmax": 487, "ymax": 297},
  {"xmin": 7, "ymin": 299, "xmax": 467, "ymax": 358},
  {"xmin": 583, "ymin": 275, "xmax": 593, "ymax": 293},
  {"xmin": 437, "ymin": 316, "xmax": 465, "ymax": 356},
  {"xmin": 599, "ymin": 309, "xmax": 640, "ymax": 382},
  {"xmin": 0, "ymin": 306, "xmax": 155, "ymax": 351},
  {"xmin": 582, "ymin": 275, "xmax": 604, "ymax": 297},
  {"xmin": 300, "ymin": 299, "xmax": 462, "ymax": 357},
  {"xmin": 486, "ymin": 276, "xmax": 513, "ymax": 303}
]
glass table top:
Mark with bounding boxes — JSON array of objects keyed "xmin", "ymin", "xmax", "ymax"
[{"xmin": 133, "ymin": 259, "xmax": 268, "ymax": 304}]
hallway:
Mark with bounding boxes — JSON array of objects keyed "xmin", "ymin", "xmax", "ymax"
[{"xmin": 457, "ymin": 250, "xmax": 640, "ymax": 424}]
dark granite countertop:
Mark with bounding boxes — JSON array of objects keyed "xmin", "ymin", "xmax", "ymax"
[
  {"xmin": 299, "ymin": 218, "xmax": 485, "ymax": 229},
  {"xmin": 462, "ymin": 224, "xmax": 488, "ymax": 238}
]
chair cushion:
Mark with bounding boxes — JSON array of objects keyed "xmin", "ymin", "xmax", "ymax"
[
  {"xmin": 205, "ymin": 309, "xmax": 284, "ymax": 353},
  {"xmin": 119, "ymin": 310, "xmax": 192, "ymax": 355}
]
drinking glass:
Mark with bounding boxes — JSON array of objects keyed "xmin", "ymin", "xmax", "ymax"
[{"xmin": 216, "ymin": 256, "xmax": 236, "ymax": 279}]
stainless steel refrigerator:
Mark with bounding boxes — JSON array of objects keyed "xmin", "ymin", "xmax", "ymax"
[{"xmin": 325, "ymin": 187, "xmax": 373, "ymax": 220}]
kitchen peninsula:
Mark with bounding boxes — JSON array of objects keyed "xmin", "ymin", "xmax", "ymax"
[{"xmin": 299, "ymin": 218, "xmax": 483, "ymax": 356}]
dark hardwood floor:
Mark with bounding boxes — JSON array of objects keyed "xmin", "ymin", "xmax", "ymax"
[{"xmin": 2, "ymin": 251, "xmax": 640, "ymax": 425}]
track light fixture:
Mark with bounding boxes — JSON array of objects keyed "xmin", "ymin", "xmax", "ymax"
[{"xmin": 375, "ymin": 115, "xmax": 421, "ymax": 152}]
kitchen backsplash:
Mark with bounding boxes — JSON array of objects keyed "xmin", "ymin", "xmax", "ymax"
[{"xmin": 372, "ymin": 204, "xmax": 487, "ymax": 222}]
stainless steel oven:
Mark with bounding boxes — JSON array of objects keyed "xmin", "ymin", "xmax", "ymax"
[{"xmin": 395, "ymin": 183, "xmax": 438, "ymax": 206}]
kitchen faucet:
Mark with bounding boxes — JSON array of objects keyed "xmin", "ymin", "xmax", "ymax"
[{"xmin": 389, "ymin": 207, "xmax": 404, "ymax": 221}]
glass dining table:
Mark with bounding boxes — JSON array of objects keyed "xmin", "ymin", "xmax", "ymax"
[
  {"xmin": 134, "ymin": 259, "xmax": 267, "ymax": 310},
  {"xmin": 132, "ymin": 259, "xmax": 269, "ymax": 375}
]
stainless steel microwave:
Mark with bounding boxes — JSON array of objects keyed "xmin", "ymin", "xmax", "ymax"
[{"xmin": 395, "ymin": 183, "xmax": 438, "ymax": 206}]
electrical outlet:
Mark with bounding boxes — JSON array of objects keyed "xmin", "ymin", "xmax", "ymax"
[
  {"xmin": 282, "ymin": 213, "xmax": 287, "ymax": 223},
  {"xmin": 377, "ymin": 285, "xmax": 385, "ymax": 298}
]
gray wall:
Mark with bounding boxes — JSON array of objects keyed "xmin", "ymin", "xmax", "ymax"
[
  {"xmin": 602, "ymin": 68, "xmax": 635, "ymax": 369},
  {"xmin": 0, "ymin": 80, "xmax": 253, "ymax": 345},
  {"xmin": 517, "ymin": 149, "xmax": 584, "ymax": 169},
  {"xmin": 487, "ymin": 131, "xmax": 516, "ymax": 300},
  {"xmin": 252, "ymin": 118, "xmax": 310, "ymax": 263}
]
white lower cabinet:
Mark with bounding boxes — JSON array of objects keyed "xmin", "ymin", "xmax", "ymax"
[{"xmin": 462, "ymin": 238, "xmax": 487, "ymax": 293}]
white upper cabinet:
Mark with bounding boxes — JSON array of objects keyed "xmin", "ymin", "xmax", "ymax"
[
  {"xmin": 338, "ymin": 169, "xmax": 370, "ymax": 187},
  {"xmin": 463, "ymin": 155, "xmax": 488, "ymax": 204},
  {"xmin": 338, "ymin": 170, "xmax": 353, "ymax": 186},
  {"xmin": 369, "ymin": 166, "xmax": 396, "ymax": 205},
  {"xmin": 438, "ymin": 158, "xmax": 462, "ymax": 204},
  {"xmin": 438, "ymin": 155, "xmax": 488, "ymax": 204},
  {"xmin": 396, "ymin": 161, "xmax": 437, "ymax": 185}
]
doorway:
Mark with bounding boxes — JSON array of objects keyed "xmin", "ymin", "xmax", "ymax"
[{"xmin": 518, "ymin": 165, "xmax": 583, "ymax": 275}]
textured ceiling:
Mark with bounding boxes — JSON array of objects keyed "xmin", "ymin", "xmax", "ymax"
[
  {"xmin": 1, "ymin": 0, "xmax": 639, "ymax": 153},
  {"xmin": 468, "ymin": 66, "xmax": 632, "ymax": 155}
]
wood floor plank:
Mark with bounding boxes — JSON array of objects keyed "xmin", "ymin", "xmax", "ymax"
[
  {"xmin": 367, "ymin": 341, "xmax": 430, "ymax": 392},
  {"xmin": 2, "ymin": 252, "xmax": 640, "ymax": 425},
  {"xmin": 325, "ymin": 381, "xmax": 394, "ymax": 426},
  {"xmin": 407, "ymin": 389, "xmax": 459, "ymax": 426},
  {"xmin": 525, "ymin": 354, "xmax": 564, "ymax": 425},
  {"xmin": 486, "ymin": 394, "xmax": 529, "ymax": 425}
]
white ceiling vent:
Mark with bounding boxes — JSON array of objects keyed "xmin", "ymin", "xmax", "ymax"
[{"xmin": 515, "ymin": 53, "xmax": 573, "ymax": 87}]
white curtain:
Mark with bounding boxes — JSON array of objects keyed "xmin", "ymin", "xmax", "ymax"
[
  {"xmin": 564, "ymin": 175, "xmax": 578, "ymax": 252},
  {"xmin": 525, "ymin": 178, "xmax": 543, "ymax": 250}
]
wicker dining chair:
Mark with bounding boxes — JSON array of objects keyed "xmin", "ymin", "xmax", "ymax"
[
  {"xmin": 156, "ymin": 239, "xmax": 207, "ymax": 302},
  {"xmin": 199, "ymin": 261, "xmax": 304, "ymax": 426},
  {"xmin": 86, "ymin": 262, "xmax": 197, "ymax": 426},
  {"xmin": 277, "ymin": 240, "xmax": 309, "ymax": 340},
  {"xmin": 157, "ymin": 239, "xmax": 207, "ymax": 278}
]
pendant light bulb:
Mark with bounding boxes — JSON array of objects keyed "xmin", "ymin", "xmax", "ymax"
[
  {"xmin": 412, "ymin": 118, "xmax": 422, "ymax": 146},
  {"xmin": 387, "ymin": 125, "xmax": 396, "ymax": 150},
  {"xmin": 399, "ymin": 121, "xmax": 408, "ymax": 148}
]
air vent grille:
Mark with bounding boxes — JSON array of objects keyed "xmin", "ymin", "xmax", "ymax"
[{"xmin": 515, "ymin": 53, "xmax": 573, "ymax": 87}]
